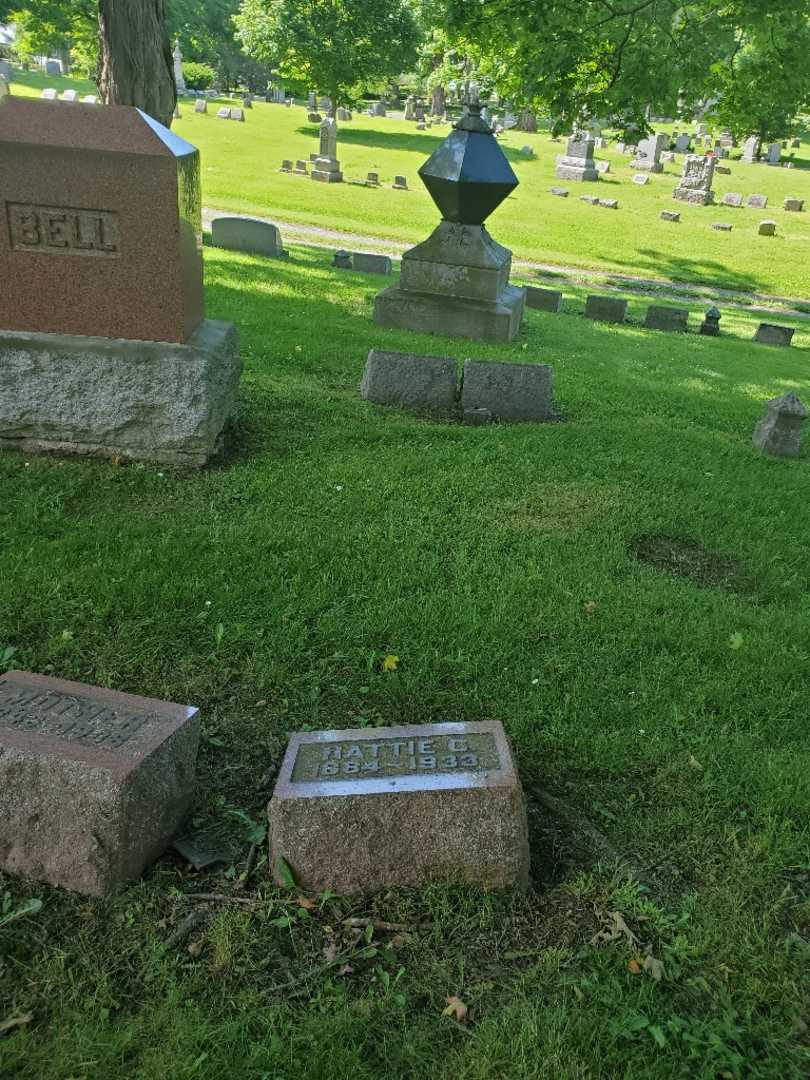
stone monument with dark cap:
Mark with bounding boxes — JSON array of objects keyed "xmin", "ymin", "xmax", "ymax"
[
  {"xmin": 0, "ymin": 95, "xmax": 241, "ymax": 466},
  {"xmin": 374, "ymin": 100, "xmax": 525, "ymax": 342}
]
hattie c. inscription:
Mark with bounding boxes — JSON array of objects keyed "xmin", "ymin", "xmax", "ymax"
[
  {"xmin": 7, "ymin": 202, "xmax": 120, "ymax": 258},
  {"xmin": 291, "ymin": 732, "xmax": 501, "ymax": 782}
]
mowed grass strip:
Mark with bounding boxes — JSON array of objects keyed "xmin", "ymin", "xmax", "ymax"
[
  {"xmin": 7, "ymin": 67, "xmax": 810, "ymax": 299},
  {"xmin": 0, "ymin": 246, "xmax": 809, "ymax": 1079}
]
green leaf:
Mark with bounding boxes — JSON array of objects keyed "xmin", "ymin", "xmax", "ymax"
[
  {"xmin": 648, "ymin": 1025, "xmax": 667, "ymax": 1048},
  {"xmin": 728, "ymin": 632, "xmax": 744, "ymax": 651},
  {"xmin": 276, "ymin": 856, "xmax": 297, "ymax": 890}
]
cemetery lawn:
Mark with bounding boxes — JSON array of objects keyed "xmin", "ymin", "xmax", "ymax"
[
  {"xmin": 1, "ymin": 245, "xmax": 810, "ymax": 1080},
  {"xmin": 7, "ymin": 68, "xmax": 810, "ymax": 300}
]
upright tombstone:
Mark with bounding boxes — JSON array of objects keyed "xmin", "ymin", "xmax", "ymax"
[
  {"xmin": 0, "ymin": 59, "xmax": 11, "ymax": 81},
  {"xmin": 741, "ymin": 136, "xmax": 760, "ymax": 163},
  {"xmin": 0, "ymin": 75, "xmax": 8, "ymax": 100},
  {"xmin": 555, "ymin": 135, "xmax": 598, "ymax": 181},
  {"xmin": 0, "ymin": 96, "xmax": 241, "ymax": 465},
  {"xmin": 211, "ymin": 216, "xmax": 287, "ymax": 258},
  {"xmin": 311, "ymin": 116, "xmax": 342, "ymax": 182},
  {"xmin": 173, "ymin": 39, "xmax": 186, "ymax": 93},
  {"xmin": 45, "ymin": 58, "xmax": 62, "ymax": 76},
  {"xmin": 0, "ymin": 669, "xmax": 200, "ymax": 896},
  {"xmin": 404, "ymin": 94, "xmax": 417, "ymax": 120},
  {"xmin": 62, "ymin": 89, "xmax": 78, "ymax": 103},
  {"xmin": 673, "ymin": 154, "xmax": 715, "ymax": 205},
  {"xmin": 195, "ymin": 98, "xmax": 207, "ymax": 113},
  {"xmin": 374, "ymin": 101, "xmax": 525, "ymax": 343},
  {"xmin": 41, "ymin": 88, "xmax": 57, "ymax": 100},
  {"xmin": 633, "ymin": 132, "xmax": 668, "ymax": 172},
  {"xmin": 752, "ymin": 393, "xmax": 807, "ymax": 457},
  {"xmin": 674, "ymin": 133, "xmax": 692, "ymax": 153},
  {"xmin": 268, "ymin": 721, "xmax": 529, "ymax": 893},
  {"xmin": 765, "ymin": 143, "xmax": 781, "ymax": 165}
]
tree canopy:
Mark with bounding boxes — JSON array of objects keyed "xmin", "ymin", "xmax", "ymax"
[{"xmin": 234, "ymin": 0, "xmax": 420, "ymax": 110}]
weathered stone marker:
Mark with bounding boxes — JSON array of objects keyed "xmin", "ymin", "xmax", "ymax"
[
  {"xmin": 673, "ymin": 154, "xmax": 715, "ymax": 205},
  {"xmin": 644, "ymin": 305, "xmax": 689, "ymax": 332},
  {"xmin": 360, "ymin": 349, "xmax": 457, "ymax": 412},
  {"xmin": 268, "ymin": 721, "xmax": 529, "ymax": 893},
  {"xmin": 211, "ymin": 215, "xmax": 288, "ymax": 258},
  {"xmin": 752, "ymin": 392, "xmax": 807, "ymax": 457},
  {"xmin": 584, "ymin": 295, "xmax": 627, "ymax": 324},
  {"xmin": 0, "ymin": 670, "xmax": 200, "ymax": 896},
  {"xmin": 0, "ymin": 96, "xmax": 241, "ymax": 466},
  {"xmin": 525, "ymin": 286, "xmax": 563, "ymax": 312},
  {"xmin": 754, "ymin": 323, "xmax": 794, "ymax": 347}
]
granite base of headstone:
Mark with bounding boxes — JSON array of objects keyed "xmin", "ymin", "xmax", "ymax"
[
  {"xmin": 754, "ymin": 323, "xmax": 794, "ymax": 347},
  {"xmin": 584, "ymin": 295, "xmax": 627, "ymax": 323},
  {"xmin": 644, "ymin": 305, "xmax": 688, "ymax": 332},
  {"xmin": 211, "ymin": 216, "xmax": 288, "ymax": 259},
  {"xmin": 374, "ymin": 223, "xmax": 525, "ymax": 343},
  {"xmin": 0, "ymin": 321, "xmax": 241, "ymax": 466},
  {"xmin": 0, "ymin": 670, "xmax": 199, "ymax": 896},
  {"xmin": 752, "ymin": 393, "xmax": 806, "ymax": 457},
  {"xmin": 268, "ymin": 721, "xmax": 529, "ymax": 893}
]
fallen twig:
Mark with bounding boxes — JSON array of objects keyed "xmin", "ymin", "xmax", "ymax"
[
  {"xmin": 166, "ymin": 909, "xmax": 207, "ymax": 949},
  {"xmin": 342, "ymin": 917, "xmax": 411, "ymax": 933},
  {"xmin": 183, "ymin": 893, "xmax": 256, "ymax": 906}
]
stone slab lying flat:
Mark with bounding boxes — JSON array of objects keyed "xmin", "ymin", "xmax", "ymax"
[
  {"xmin": 0, "ymin": 319, "xmax": 241, "ymax": 467},
  {"xmin": 268, "ymin": 721, "xmax": 529, "ymax": 893},
  {"xmin": 360, "ymin": 349, "xmax": 457, "ymax": 412},
  {"xmin": 461, "ymin": 360, "xmax": 556, "ymax": 422},
  {"xmin": 0, "ymin": 670, "xmax": 200, "ymax": 896},
  {"xmin": 210, "ymin": 216, "xmax": 287, "ymax": 258}
]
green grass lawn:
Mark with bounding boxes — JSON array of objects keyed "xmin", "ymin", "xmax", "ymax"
[
  {"xmin": 7, "ymin": 66, "xmax": 810, "ymax": 299},
  {"xmin": 1, "ymin": 245, "xmax": 809, "ymax": 1079}
]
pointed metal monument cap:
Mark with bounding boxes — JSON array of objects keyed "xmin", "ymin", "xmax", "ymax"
[{"xmin": 418, "ymin": 101, "xmax": 518, "ymax": 226}]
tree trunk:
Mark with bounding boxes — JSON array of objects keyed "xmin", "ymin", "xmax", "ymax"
[
  {"xmin": 517, "ymin": 108, "xmax": 537, "ymax": 132},
  {"xmin": 431, "ymin": 84, "xmax": 446, "ymax": 116},
  {"xmin": 98, "ymin": 0, "xmax": 175, "ymax": 128}
]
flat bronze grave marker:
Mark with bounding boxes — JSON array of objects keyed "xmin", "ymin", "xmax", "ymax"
[
  {"xmin": 269, "ymin": 721, "xmax": 529, "ymax": 894},
  {"xmin": 0, "ymin": 670, "xmax": 200, "ymax": 896}
]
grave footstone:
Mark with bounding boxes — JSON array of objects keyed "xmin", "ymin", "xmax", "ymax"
[
  {"xmin": 555, "ymin": 135, "xmax": 598, "ymax": 181},
  {"xmin": 294, "ymin": 159, "xmax": 308, "ymax": 174},
  {"xmin": 461, "ymin": 360, "xmax": 556, "ymax": 422},
  {"xmin": 268, "ymin": 721, "xmax": 529, "ymax": 893},
  {"xmin": 722, "ymin": 192, "xmax": 743, "ymax": 207},
  {"xmin": 230, "ymin": 108, "xmax": 245, "ymax": 122},
  {"xmin": 0, "ymin": 96, "xmax": 241, "ymax": 465},
  {"xmin": 644, "ymin": 305, "xmax": 689, "ymax": 332},
  {"xmin": 712, "ymin": 223, "xmax": 733, "ymax": 231},
  {"xmin": 599, "ymin": 198, "xmax": 618, "ymax": 209},
  {"xmin": 41, "ymin": 88, "xmax": 57, "ymax": 100},
  {"xmin": 752, "ymin": 392, "xmax": 806, "ymax": 457},
  {"xmin": 216, "ymin": 107, "xmax": 231, "ymax": 119},
  {"xmin": 0, "ymin": 670, "xmax": 200, "ymax": 896},
  {"xmin": 758, "ymin": 220, "xmax": 776, "ymax": 236},
  {"xmin": 392, "ymin": 175, "xmax": 408, "ymax": 189},
  {"xmin": 700, "ymin": 306, "xmax": 722, "ymax": 336},
  {"xmin": 525, "ymin": 286, "xmax": 563, "ymax": 312},
  {"xmin": 280, "ymin": 159, "xmax": 292, "ymax": 171},
  {"xmin": 747, "ymin": 194, "xmax": 768, "ymax": 209},
  {"xmin": 633, "ymin": 174, "xmax": 650, "ymax": 185},
  {"xmin": 784, "ymin": 198, "xmax": 804, "ymax": 212},
  {"xmin": 660, "ymin": 210, "xmax": 680, "ymax": 221},
  {"xmin": 352, "ymin": 252, "xmax": 392, "ymax": 275},
  {"xmin": 211, "ymin": 216, "xmax": 287, "ymax": 259},
  {"xmin": 62, "ymin": 90, "xmax": 78, "ymax": 102},
  {"xmin": 360, "ymin": 349, "xmax": 457, "ymax": 412},
  {"xmin": 366, "ymin": 171, "xmax": 379, "ymax": 185},
  {"xmin": 660, "ymin": 151, "xmax": 675, "ymax": 162},
  {"xmin": 754, "ymin": 323, "xmax": 794, "ymax": 346},
  {"xmin": 550, "ymin": 187, "xmax": 569, "ymax": 197},
  {"xmin": 673, "ymin": 154, "xmax": 715, "ymax": 205},
  {"xmin": 584, "ymin": 295, "xmax": 627, "ymax": 323}
]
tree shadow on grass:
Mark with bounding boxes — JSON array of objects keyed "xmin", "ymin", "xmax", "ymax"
[{"xmin": 599, "ymin": 247, "xmax": 768, "ymax": 294}]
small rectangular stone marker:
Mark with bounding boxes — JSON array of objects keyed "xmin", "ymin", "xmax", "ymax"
[
  {"xmin": 585, "ymin": 295, "xmax": 627, "ymax": 323},
  {"xmin": 549, "ymin": 187, "xmax": 569, "ymax": 197},
  {"xmin": 268, "ymin": 722, "xmax": 529, "ymax": 893},
  {"xmin": 722, "ymin": 192, "xmax": 743, "ymax": 207},
  {"xmin": 784, "ymin": 198, "xmax": 804, "ymax": 212},
  {"xmin": 195, "ymin": 99, "xmax": 207, "ymax": 113},
  {"xmin": 644, "ymin": 305, "xmax": 689, "ymax": 332},
  {"xmin": 230, "ymin": 108, "xmax": 245, "ymax": 122},
  {"xmin": 294, "ymin": 159, "xmax": 308, "ymax": 174},
  {"xmin": 747, "ymin": 194, "xmax": 768, "ymax": 209},
  {"xmin": 393, "ymin": 175, "xmax": 408, "ymax": 189},
  {"xmin": 211, "ymin": 216, "xmax": 287, "ymax": 259},
  {"xmin": 461, "ymin": 360, "xmax": 556, "ymax": 422},
  {"xmin": 216, "ymin": 107, "xmax": 231, "ymax": 119},
  {"xmin": 712, "ymin": 222, "xmax": 733, "ymax": 231},
  {"xmin": 0, "ymin": 670, "xmax": 200, "ymax": 896},
  {"xmin": 758, "ymin": 220, "xmax": 777, "ymax": 236},
  {"xmin": 352, "ymin": 252, "xmax": 392, "ymax": 275},
  {"xmin": 660, "ymin": 210, "xmax": 680, "ymax": 221},
  {"xmin": 525, "ymin": 286, "xmax": 563, "ymax": 312},
  {"xmin": 633, "ymin": 174, "xmax": 650, "ymax": 185},
  {"xmin": 360, "ymin": 349, "xmax": 457, "ymax": 412},
  {"xmin": 754, "ymin": 323, "xmax": 794, "ymax": 347}
]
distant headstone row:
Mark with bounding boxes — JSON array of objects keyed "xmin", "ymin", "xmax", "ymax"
[{"xmin": 41, "ymin": 88, "xmax": 98, "ymax": 104}]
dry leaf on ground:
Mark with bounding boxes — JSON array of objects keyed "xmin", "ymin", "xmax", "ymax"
[{"xmin": 442, "ymin": 996, "xmax": 468, "ymax": 1023}]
